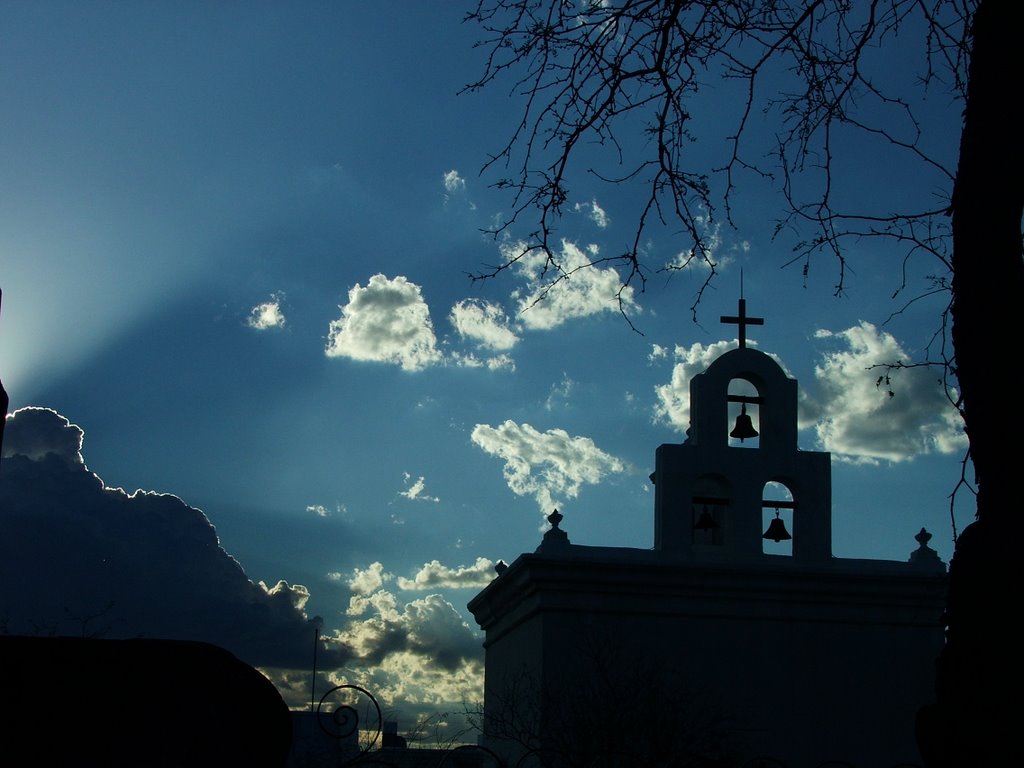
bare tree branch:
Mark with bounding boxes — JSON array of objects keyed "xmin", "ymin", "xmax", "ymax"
[{"xmin": 463, "ymin": 0, "xmax": 969, "ymax": 322}]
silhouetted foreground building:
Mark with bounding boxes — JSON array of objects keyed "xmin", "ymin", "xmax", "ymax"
[
  {"xmin": 0, "ymin": 636, "xmax": 292, "ymax": 767},
  {"xmin": 469, "ymin": 302, "xmax": 947, "ymax": 767}
]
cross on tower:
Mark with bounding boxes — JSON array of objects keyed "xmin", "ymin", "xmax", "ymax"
[{"xmin": 720, "ymin": 297, "xmax": 764, "ymax": 348}]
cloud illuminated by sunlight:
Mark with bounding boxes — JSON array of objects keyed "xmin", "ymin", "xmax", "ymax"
[
  {"xmin": 396, "ymin": 558, "xmax": 496, "ymax": 591},
  {"xmin": 442, "ymin": 170, "xmax": 465, "ymax": 194},
  {"xmin": 653, "ymin": 340, "xmax": 737, "ymax": 432},
  {"xmin": 449, "ymin": 299, "xmax": 519, "ymax": 351},
  {"xmin": 0, "ymin": 407, "xmax": 338, "ymax": 670},
  {"xmin": 399, "ymin": 473, "xmax": 440, "ymax": 503},
  {"xmin": 470, "ymin": 420, "xmax": 627, "ymax": 518},
  {"xmin": 805, "ymin": 322, "xmax": 965, "ymax": 463},
  {"xmin": 341, "ymin": 589, "xmax": 481, "ymax": 671},
  {"xmin": 573, "ymin": 199, "xmax": 609, "ymax": 228},
  {"xmin": 314, "ymin": 648, "xmax": 484, "ymax": 743},
  {"xmin": 348, "ymin": 561, "xmax": 392, "ymax": 596},
  {"xmin": 325, "ymin": 274, "xmax": 442, "ymax": 371},
  {"xmin": 450, "ymin": 351, "xmax": 516, "ymax": 371},
  {"xmin": 506, "ymin": 240, "xmax": 638, "ymax": 330},
  {"xmin": 2, "ymin": 406, "xmax": 485, "ymax": 730},
  {"xmin": 652, "ymin": 324, "xmax": 965, "ymax": 463},
  {"xmin": 1, "ymin": 406, "xmax": 85, "ymax": 466},
  {"xmin": 247, "ymin": 294, "xmax": 286, "ymax": 330}
]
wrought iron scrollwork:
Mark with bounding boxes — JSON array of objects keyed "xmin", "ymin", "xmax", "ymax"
[{"xmin": 316, "ymin": 683, "xmax": 383, "ymax": 762}]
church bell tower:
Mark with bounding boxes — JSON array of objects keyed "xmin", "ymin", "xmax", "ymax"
[{"xmin": 653, "ymin": 298, "xmax": 832, "ymax": 562}]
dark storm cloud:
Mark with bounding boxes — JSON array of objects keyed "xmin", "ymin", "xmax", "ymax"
[
  {"xmin": 0, "ymin": 407, "xmax": 350, "ymax": 670},
  {"xmin": 2, "ymin": 406, "xmax": 84, "ymax": 466}
]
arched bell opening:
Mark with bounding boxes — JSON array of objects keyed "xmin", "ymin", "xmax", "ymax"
[
  {"xmin": 691, "ymin": 475, "xmax": 730, "ymax": 547},
  {"xmin": 727, "ymin": 377, "xmax": 761, "ymax": 448},
  {"xmin": 761, "ymin": 481, "xmax": 794, "ymax": 557}
]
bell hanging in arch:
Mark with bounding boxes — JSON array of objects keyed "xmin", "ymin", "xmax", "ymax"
[
  {"xmin": 763, "ymin": 509, "xmax": 792, "ymax": 542},
  {"xmin": 730, "ymin": 403, "xmax": 758, "ymax": 441},
  {"xmin": 694, "ymin": 505, "xmax": 718, "ymax": 530}
]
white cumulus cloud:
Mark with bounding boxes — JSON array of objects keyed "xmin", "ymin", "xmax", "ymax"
[
  {"xmin": 648, "ymin": 343, "xmax": 670, "ymax": 362},
  {"xmin": 451, "ymin": 352, "xmax": 516, "ymax": 371},
  {"xmin": 399, "ymin": 473, "xmax": 439, "ymax": 503},
  {"xmin": 574, "ymin": 199, "xmax": 609, "ymax": 228},
  {"xmin": 247, "ymin": 294, "xmax": 286, "ymax": 330},
  {"xmin": 442, "ymin": 169, "xmax": 465, "ymax": 194},
  {"xmin": 505, "ymin": 240, "xmax": 638, "ymax": 330},
  {"xmin": 449, "ymin": 299, "xmax": 519, "ymax": 351},
  {"xmin": 325, "ymin": 274, "xmax": 442, "ymax": 371},
  {"xmin": 396, "ymin": 558, "xmax": 496, "ymax": 591},
  {"xmin": 806, "ymin": 322, "xmax": 965, "ymax": 463},
  {"xmin": 347, "ymin": 561, "xmax": 392, "ymax": 597},
  {"xmin": 653, "ymin": 341, "xmax": 738, "ymax": 432},
  {"xmin": 470, "ymin": 420, "xmax": 627, "ymax": 517}
]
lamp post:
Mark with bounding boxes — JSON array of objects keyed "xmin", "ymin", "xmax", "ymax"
[
  {"xmin": 0, "ymin": 288, "xmax": 7, "ymax": 467},
  {"xmin": 310, "ymin": 616, "xmax": 323, "ymax": 712}
]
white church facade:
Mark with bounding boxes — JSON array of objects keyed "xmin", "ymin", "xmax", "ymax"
[{"xmin": 468, "ymin": 301, "xmax": 948, "ymax": 767}]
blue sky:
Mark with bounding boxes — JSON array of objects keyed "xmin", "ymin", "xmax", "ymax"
[{"xmin": 1, "ymin": 1, "xmax": 967, "ymax": 733}]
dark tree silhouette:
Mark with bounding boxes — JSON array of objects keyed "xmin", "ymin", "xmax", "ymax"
[
  {"xmin": 470, "ymin": 653, "xmax": 738, "ymax": 767},
  {"xmin": 463, "ymin": 1, "xmax": 1021, "ymax": 764}
]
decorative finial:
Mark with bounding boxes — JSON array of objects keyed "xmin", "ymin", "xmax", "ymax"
[
  {"xmin": 547, "ymin": 509, "xmax": 563, "ymax": 529},
  {"xmin": 494, "ymin": 560, "xmax": 508, "ymax": 575},
  {"xmin": 536, "ymin": 509, "xmax": 571, "ymax": 553},
  {"xmin": 909, "ymin": 527, "xmax": 943, "ymax": 567}
]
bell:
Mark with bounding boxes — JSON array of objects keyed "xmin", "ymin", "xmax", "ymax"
[
  {"xmin": 694, "ymin": 506, "xmax": 718, "ymax": 530},
  {"xmin": 730, "ymin": 404, "xmax": 758, "ymax": 441},
  {"xmin": 763, "ymin": 511, "xmax": 792, "ymax": 542}
]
